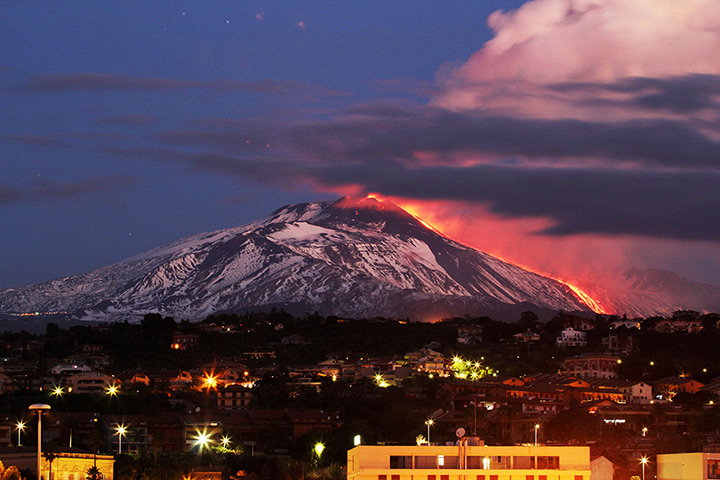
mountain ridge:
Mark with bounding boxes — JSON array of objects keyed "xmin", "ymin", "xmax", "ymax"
[{"xmin": 0, "ymin": 197, "xmax": 593, "ymax": 323}]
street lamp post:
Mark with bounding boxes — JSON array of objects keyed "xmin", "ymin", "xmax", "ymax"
[
  {"xmin": 640, "ymin": 456, "xmax": 648, "ymax": 480},
  {"xmin": 115, "ymin": 424, "xmax": 127, "ymax": 454},
  {"xmin": 29, "ymin": 404, "xmax": 51, "ymax": 480},
  {"xmin": 534, "ymin": 424, "xmax": 540, "ymax": 446},
  {"xmin": 16, "ymin": 421, "xmax": 25, "ymax": 446},
  {"xmin": 425, "ymin": 419, "xmax": 434, "ymax": 445}
]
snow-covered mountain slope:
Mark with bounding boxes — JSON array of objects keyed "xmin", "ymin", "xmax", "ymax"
[
  {"xmin": 0, "ymin": 197, "xmax": 592, "ymax": 322},
  {"xmin": 579, "ymin": 268, "xmax": 720, "ymax": 318}
]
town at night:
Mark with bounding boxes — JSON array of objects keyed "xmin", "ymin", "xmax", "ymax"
[{"xmin": 3, "ymin": 1, "xmax": 720, "ymax": 479}]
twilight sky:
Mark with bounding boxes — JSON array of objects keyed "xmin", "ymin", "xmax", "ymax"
[{"xmin": 2, "ymin": 0, "xmax": 720, "ymax": 290}]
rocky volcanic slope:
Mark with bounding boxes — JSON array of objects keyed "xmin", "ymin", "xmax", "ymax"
[{"xmin": 0, "ymin": 197, "xmax": 592, "ymax": 322}]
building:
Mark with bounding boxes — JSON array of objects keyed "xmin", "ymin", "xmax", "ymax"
[
  {"xmin": 64, "ymin": 371, "xmax": 119, "ymax": 394},
  {"xmin": 0, "ymin": 448, "xmax": 114, "ymax": 480},
  {"xmin": 218, "ymin": 384, "xmax": 255, "ymax": 410},
  {"xmin": 601, "ymin": 334, "xmax": 633, "ymax": 354},
  {"xmin": 556, "ymin": 329, "xmax": 587, "ymax": 348},
  {"xmin": 513, "ymin": 330, "xmax": 541, "ymax": 343},
  {"xmin": 457, "ymin": 325, "xmax": 483, "ymax": 345},
  {"xmin": 170, "ymin": 333, "xmax": 199, "ymax": 350},
  {"xmin": 589, "ymin": 379, "xmax": 653, "ymax": 404},
  {"xmin": 654, "ymin": 377, "xmax": 705, "ymax": 401},
  {"xmin": 563, "ymin": 354, "xmax": 620, "ymax": 380},
  {"xmin": 589, "ymin": 456, "xmax": 614, "ymax": 480},
  {"xmin": 657, "ymin": 451, "xmax": 720, "ymax": 480},
  {"xmin": 347, "ymin": 443, "xmax": 591, "ymax": 480}
]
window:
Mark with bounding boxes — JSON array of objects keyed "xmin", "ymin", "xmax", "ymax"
[
  {"xmin": 439, "ymin": 456, "xmax": 459, "ymax": 469},
  {"xmin": 378, "ymin": 476, "xmax": 387, "ymax": 480},
  {"xmin": 488, "ymin": 456, "xmax": 510, "ymax": 469},
  {"xmin": 428, "ymin": 476, "xmax": 436, "ymax": 480},
  {"xmin": 416, "ymin": 456, "xmax": 437, "ymax": 469},
  {"xmin": 539, "ymin": 476, "xmax": 547, "ymax": 480},
  {"xmin": 536, "ymin": 457, "xmax": 559, "ymax": 469},
  {"xmin": 476, "ymin": 476, "xmax": 485, "ymax": 480},
  {"xmin": 575, "ymin": 476, "xmax": 584, "ymax": 480},
  {"xmin": 513, "ymin": 456, "xmax": 535, "ymax": 469},
  {"xmin": 391, "ymin": 476, "xmax": 400, "ymax": 480},
  {"xmin": 440, "ymin": 476, "xmax": 449, "ymax": 480},
  {"xmin": 526, "ymin": 476, "xmax": 534, "ymax": 480},
  {"xmin": 391, "ymin": 456, "xmax": 413, "ymax": 469},
  {"xmin": 489, "ymin": 476, "xmax": 498, "ymax": 480}
]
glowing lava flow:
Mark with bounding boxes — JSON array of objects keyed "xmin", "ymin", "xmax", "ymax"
[
  {"xmin": 378, "ymin": 195, "xmax": 609, "ymax": 314},
  {"xmin": 555, "ymin": 280, "xmax": 608, "ymax": 314}
]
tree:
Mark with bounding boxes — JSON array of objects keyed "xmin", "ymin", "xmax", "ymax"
[
  {"xmin": 0, "ymin": 462, "xmax": 22, "ymax": 480},
  {"xmin": 85, "ymin": 466, "xmax": 102, "ymax": 480},
  {"xmin": 42, "ymin": 448, "xmax": 58, "ymax": 480}
]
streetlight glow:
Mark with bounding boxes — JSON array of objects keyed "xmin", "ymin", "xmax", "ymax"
[
  {"xmin": 640, "ymin": 456, "xmax": 649, "ymax": 480},
  {"xmin": 425, "ymin": 419, "xmax": 434, "ymax": 445},
  {"xmin": 106, "ymin": 383, "xmax": 119, "ymax": 396},
  {"xmin": 51, "ymin": 386, "xmax": 64, "ymax": 397},
  {"xmin": 221, "ymin": 435, "xmax": 230, "ymax": 449},
  {"xmin": 116, "ymin": 424, "xmax": 127, "ymax": 453},
  {"xmin": 16, "ymin": 421, "xmax": 25, "ymax": 446},
  {"xmin": 193, "ymin": 429, "xmax": 212, "ymax": 452},
  {"xmin": 534, "ymin": 424, "xmax": 540, "ymax": 446},
  {"xmin": 203, "ymin": 374, "xmax": 218, "ymax": 390}
]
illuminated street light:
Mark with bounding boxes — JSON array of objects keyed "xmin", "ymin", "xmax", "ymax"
[
  {"xmin": 640, "ymin": 456, "xmax": 649, "ymax": 480},
  {"xmin": 115, "ymin": 424, "xmax": 127, "ymax": 454},
  {"xmin": 193, "ymin": 429, "xmax": 212, "ymax": 452},
  {"xmin": 203, "ymin": 374, "xmax": 217, "ymax": 390},
  {"xmin": 220, "ymin": 435, "xmax": 230, "ymax": 449},
  {"xmin": 50, "ymin": 386, "xmax": 64, "ymax": 397},
  {"xmin": 314, "ymin": 442, "xmax": 325, "ymax": 457},
  {"xmin": 106, "ymin": 383, "xmax": 119, "ymax": 396},
  {"xmin": 425, "ymin": 419, "xmax": 434, "ymax": 445},
  {"xmin": 15, "ymin": 421, "xmax": 25, "ymax": 446},
  {"xmin": 642, "ymin": 427, "xmax": 648, "ymax": 437},
  {"xmin": 534, "ymin": 424, "xmax": 540, "ymax": 446},
  {"xmin": 29, "ymin": 403, "xmax": 51, "ymax": 480}
]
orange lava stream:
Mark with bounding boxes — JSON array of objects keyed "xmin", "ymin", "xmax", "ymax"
[
  {"xmin": 370, "ymin": 194, "xmax": 609, "ymax": 314},
  {"xmin": 555, "ymin": 280, "xmax": 608, "ymax": 314}
]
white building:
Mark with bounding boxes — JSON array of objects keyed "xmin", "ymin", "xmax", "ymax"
[
  {"xmin": 556, "ymin": 328, "xmax": 587, "ymax": 348},
  {"xmin": 348, "ymin": 443, "xmax": 591, "ymax": 480}
]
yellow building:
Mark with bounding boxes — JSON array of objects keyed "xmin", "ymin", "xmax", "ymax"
[
  {"xmin": 0, "ymin": 449, "xmax": 114, "ymax": 480},
  {"xmin": 657, "ymin": 452, "xmax": 720, "ymax": 480},
  {"xmin": 347, "ymin": 443, "xmax": 590, "ymax": 480}
]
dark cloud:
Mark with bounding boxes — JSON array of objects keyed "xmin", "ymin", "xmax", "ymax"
[
  {"xmin": 552, "ymin": 74, "xmax": 720, "ymax": 113},
  {"xmin": 0, "ymin": 186, "xmax": 21, "ymax": 204},
  {"xmin": 0, "ymin": 176, "xmax": 138, "ymax": 204},
  {"xmin": 132, "ymin": 96, "xmax": 720, "ymax": 243},
  {"xmin": 311, "ymin": 161, "xmax": 720, "ymax": 241},
  {"xmin": 22, "ymin": 73, "xmax": 346, "ymax": 100},
  {"xmin": 286, "ymin": 107, "xmax": 720, "ymax": 170},
  {"xmin": 24, "ymin": 73, "xmax": 190, "ymax": 92},
  {"xmin": 344, "ymin": 100, "xmax": 421, "ymax": 118},
  {"xmin": 7, "ymin": 134, "xmax": 65, "ymax": 147}
]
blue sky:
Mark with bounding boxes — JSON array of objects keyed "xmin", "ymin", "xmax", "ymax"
[{"xmin": 3, "ymin": 1, "xmax": 720, "ymax": 291}]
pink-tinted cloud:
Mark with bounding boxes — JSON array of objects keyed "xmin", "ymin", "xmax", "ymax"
[{"xmin": 435, "ymin": 0, "xmax": 720, "ymax": 120}]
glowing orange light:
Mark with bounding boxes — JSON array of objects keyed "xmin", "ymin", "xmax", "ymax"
[{"xmin": 387, "ymin": 196, "xmax": 609, "ymax": 314}]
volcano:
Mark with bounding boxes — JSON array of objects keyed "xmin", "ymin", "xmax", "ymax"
[{"xmin": 0, "ymin": 197, "xmax": 595, "ymax": 324}]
